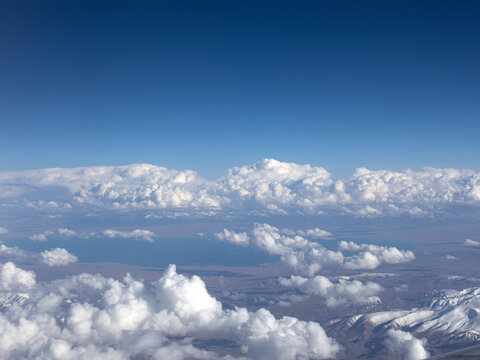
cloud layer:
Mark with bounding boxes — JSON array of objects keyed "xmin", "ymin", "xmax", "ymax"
[
  {"xmin": 214, "ymin": 223, "xmax": 411, "ymax": 307},
  {"xmin": 0, "ymin": 262, "xmax": 340, "ymax": 360},
  {"xmin": 1, "ymin": 158, "xmax": 480, "ymax": 218},
  {"xmin": 28, "ymin": 228, "xmax": 157, "ymax": 243},
  {"xmin": 279, "ymin": 275, "xmax": 383, "ymax": 307},
  {"xmin": 215, "ymin": 223, "xmax": 415, "ymax": 276}
]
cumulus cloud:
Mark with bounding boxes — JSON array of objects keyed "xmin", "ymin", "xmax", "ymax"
[
  {"xmin": 384, "ymin": 329, "xmax": 429, "ymax": 360},
  {"xmin": 0, "ymin": 243, "xmax": 28, "ymax": 261},
  {"xmin": 338, "ymin": 241, "xmax": 415, "ymax": 270},
  {"xmin": 244, "ymin": 223, "xmax": 346, "ymax": 276},
  {"xmin": 40, "ymin": 248, "xmax": 78, "ymax": 266},
  {"xmin": 1, "ymin": 159, "xmax": 479, "ymax": 218},
  {"xmin": 98, "ymin": 229, "xmax": 157, "ymax": 242},
  {"xmin": 58, "ymin": 228, "xmax": 78, "ymax": 237},
  {"xmin": 215, "ymin": 224, "xmax": 415, "ymax": 276},
  {"xmin": 279, "ymin": 275, "xmax": 383, "ymax": 307},
  {"xmin": 214, "ymin": 229, "xmax": 250, "ymax": 246},
  {"xmin": 465, "ymin": 238, "xmax": 480, "ymax": 247},
  {"xmin": 295, "ymin": 228, "xmax": 333, "ymax": 239},
  {"xmin": 0, "ymin": 163, "xmax": 220, "ymax": 212},
  {"xmin": 0, "ymin": 227, "xmax": 8, "ymax": 234},
  {"xmin": 29, "ymin": 228, "xmax": 158, "ymax": 243},
  {"xmin": 0, "ymin": 242, "xmax": 77, "ymax": 268},
  {"xmin": 0, "ymin": 262, "xmax": 36, "ymax": 292},
  {"xmin": 0, "ymin": 262, "xmax": 340, "ymax": 360},
  {"xmin": 29, "ymin": 230, "xmax": 54, "ymax": 242}
]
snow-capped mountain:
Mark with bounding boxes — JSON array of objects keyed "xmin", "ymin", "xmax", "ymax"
[{"xmin": 347, "ymin": 287, "xmax": 480, "ymax": 340}]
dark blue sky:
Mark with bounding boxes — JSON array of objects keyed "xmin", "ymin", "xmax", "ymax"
[{"xmin": 1, "ymin": 0, "xmax": 479, "ymax": 177}]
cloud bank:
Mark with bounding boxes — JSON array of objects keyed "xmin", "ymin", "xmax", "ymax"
[
  {"xmin": 27, "ymin": 228, "xmax": 158, "ymax": 243},
  {"xmin": 279, "ymin": 275, "xmax": 383, "ymax": 307},
  {"xmin": 1, "ymin": 158, "xmax": 480, "ymax": 218},
  {"xmin": 215, "ymin": 224, "xmax": 409, "ymax": 307},
  {"xmin": 215, "ymin": 223, "xmax": 415, "ymax": 276},
  {"xmin": 0, "ymin": 262, "xmax": 340, "ymax": 360},
  {"xmin": 99, "ymin": 229, "xmax": 156, "ymax": 243}
]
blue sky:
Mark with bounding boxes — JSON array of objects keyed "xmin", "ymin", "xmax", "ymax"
[{"xmin": 1, "ymin": 0, "xmax": 479, "ymax": 178}]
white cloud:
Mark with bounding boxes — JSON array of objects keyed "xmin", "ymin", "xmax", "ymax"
[
  {"xmin": 1, "ymin": 159, "xmax": 480, "ymax": 218},
  {"xmin": 384, "ymin": 329, "xmax": 429, "ymax": 360},
  {"xmin": 0, "ymin": 262, "xmax": 36, "ymax": 292},
  {"xmin": 444, "ymin": 254, "xmax": 458, "ymax": 261},
  {"xmin": 216, "ymin": 224, "xmax": 415, "ymax": 276},
  {"xmin": 214, "ymin": 224, "xmax": 386, "ymax": 307},
  {"xmin": 98, "ymin": 229, "xmax": 156, "ymax": 242},
  {"xmin": 40, "ymin": 248, "xmax": 78, "ymax": 266},
  {"xmin": 58, "ymin": 228, "xmax": 78, "ymax": 237},
  {"xmin": 465, "ymin": 238, "xmax": 480, "ymax": 247},
  {"xmin": 279, "ymin": 275, "xmax": 383, "ymax": 307},
  {"xmin": 0, "ymin": 262, "xmax": 340, "ymax": 360},
  {"xmin": 0, "ymin": 243, "xmax": 28, "ymax": 261},
  {"xmin": 0, "ymin": 227, "xmax": 8, "ymax": 234},
  {"xmin": 0, "ymin": 242, "xmax": 77, "ymax": 268},
  {"xmin": 30, "ymin": 228, "xmax": 158, "ymax": 243},
  {"xmin": 295, "ymin": 228, "xmax": 333, "ymax": 239},
  {"xmin": 214, "ymin": 229, "xmax": 250, "ymax": 246},
  {"xmin": 338, "ymin": 241, "xmax": 416, "ymax": 270},
  {"xmin": 29, "ymin": 230, "xmax": 54, "ymax": 242}
]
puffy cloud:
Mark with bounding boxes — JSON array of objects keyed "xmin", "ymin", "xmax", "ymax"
[
  {"xmin": 465, "ymin": 238, "xmax": 480, "ymax": 247},
  {"xmin": 40, "ymin": 248, "xmax": 78, "ymax": 266},
  {"xmin": 0, "ymin": 243, "xmax": 28, "ymax": 261},
  {"xmin": 245, "ymin": 224, "xmax": 346, "ymax": 276},
  {"xmin": 295, "ymin": 228, "xmax": 333, "ymax": 239},
  {"xmin": 214, "ymin": 229, "xmax": 250, "ymax": 246},
  {"xmin": 0, "ymin": 263, "xmax": 340, "ymax": 360},
  {"xmin": 216, "ymin": 224, "xmax": 415, "ymax": 276},
  {"xmin": 0, "ymin": 262, "xmax": 35, "ymax": 292},
  {"xmin": 279, "ymin": 275, "xmax": 383, "ymax": 307},
  {"xmin": 384, "ymin": 329, "xmax": 429, "ymax": 360},
  {"xmin": 0, "ymin": 227, "xmax": 8, "ymax": 234},
  {"xmin": 29, "ymin": 230, "xmax": 54, "ymax": 242},
  {"xmin": 0, "ymin": 163, "xmax": 220, "ymax": 211},
  {"xmin": 0, "ymin": 242, "xmax": 77, "ymax": 268},
  {"xmin": 338, "ymin": 241, "xmax": 416, "ymax": 270},
  {"xmin": 58, "ymin": 228, "xmax": 78, "ymax": 237},
  {"xmin": 215, "ymin": 159, "xmax": 334, "ymax": 214},
  {"xmin": 98, "ymin": 229, "xmax": 156, "ymax": 242},
  {"xmin": 29, "ymin": 228, "xmax": 158, "ymax": 243},
  {"xmin": 1, "ymin": 159, "xmax": 480, "ymax": 218},
  {"xmin": 215, "ymin": 224, "xmax": 387, "ymax": 307}
]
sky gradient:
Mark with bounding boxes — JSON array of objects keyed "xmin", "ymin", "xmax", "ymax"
[{"xmin": 1, "ymin": 0, "xmax": 479, "ymax": 177}]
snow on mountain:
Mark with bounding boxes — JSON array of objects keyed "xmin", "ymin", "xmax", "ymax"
[{"xmin": 347, "ymin": 287, "xmax": 480, "ymax": 340}]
